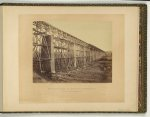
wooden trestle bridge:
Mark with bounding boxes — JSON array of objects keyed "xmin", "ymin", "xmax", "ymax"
[{"xmin": 33, "ymin": 21, "xmax": 106, "ymax": 80}]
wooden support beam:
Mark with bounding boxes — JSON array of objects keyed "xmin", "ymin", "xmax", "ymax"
[
  {"xmin": 50, "ymin": 35, "xmax": 56, "ymax": 74},
  {"xmin": 73, "ymin": 43, "xmax": 77, "ymax": 68},
  {"xmin": 83, "ymin": 46, "xmax": 86, "ymax": 66}
]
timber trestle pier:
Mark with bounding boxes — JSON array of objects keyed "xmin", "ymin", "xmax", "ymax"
[{"xmin": 33, "ymin": 21, "xmax": 105, "ymax": 79}]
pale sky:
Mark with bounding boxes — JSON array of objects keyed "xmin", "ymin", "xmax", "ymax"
[{"xmin": 46, "ymin": 14, "xmax": 112, "ymax": 51}]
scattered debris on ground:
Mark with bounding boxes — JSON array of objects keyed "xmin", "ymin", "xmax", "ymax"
[{"xmin": 33, "ymin": 59, "xmax": 112, "ymax": 83}]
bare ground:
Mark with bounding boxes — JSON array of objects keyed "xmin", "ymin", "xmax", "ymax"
[{"xmin": 33, "ymin": 60, "xmax": 112, "ymax": 83}]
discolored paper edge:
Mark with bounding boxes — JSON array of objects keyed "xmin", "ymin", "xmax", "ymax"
[{"xmin": 138, "ymin": 4, "xmax": 147, "ymax": 113}]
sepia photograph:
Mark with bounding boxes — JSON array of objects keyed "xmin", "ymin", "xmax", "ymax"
[
  {"xmin": 19, "ymin": 13, "xmax": 124, "ymax": 104},
  {"xmin": 33, "ymin": 15, "xmax": 112, "ymax": 83},
  {"xmin": 1, "ymin": 4, "xmax": 142, "ymax": 112}
]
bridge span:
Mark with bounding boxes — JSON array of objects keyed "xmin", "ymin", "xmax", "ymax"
[{"xmin": 33, "ymin": 21, "xmax": 106, "ymax": 81}]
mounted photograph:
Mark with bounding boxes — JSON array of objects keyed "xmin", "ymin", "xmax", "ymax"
[
  {"xmin": 12, "ymin": 5, "xmax": 145, "ymax": 112},
  {"xmin": 19, "ymin": 13, "xmax": 124, "ymax": 104},
  {"xmin": 32, "ymin": 15, "xmax": 112, "ymax": 83}
]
